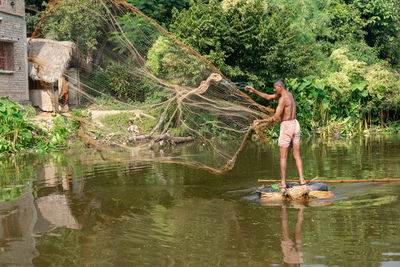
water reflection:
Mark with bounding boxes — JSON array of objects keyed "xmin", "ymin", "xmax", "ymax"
[
  {"xmin": 0, "ymin": 191, "xmax": 38, "ymax": 265},
  {"xmin": 0, "ymin": 159, "xmax": 85, "ymax": 265},
  {"xmin": 0, "ymin": 137, "xmax": 399, "ymax": 265},
  {"xmin": 281, "ymin": 205, "xmax": 303, "ymax": 266}
]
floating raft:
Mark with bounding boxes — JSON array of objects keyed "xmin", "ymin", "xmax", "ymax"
[{"xmin": 257, "ymin": 182, "xmax": 335, "ymax": 201}]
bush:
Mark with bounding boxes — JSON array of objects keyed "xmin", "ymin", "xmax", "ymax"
[
  {"xmin": 287, "ymin": 48, "xmax": 400, "ymax": 136},
  {"xmin": 365, "ymin": 64, "xmax": 400, "ymax": 109},
  {"xmin": 321, "ymin": 48, "xmax": 400, "ymax": 114},
  {"xmin": 0, "ymin": 97, "xmax": 36, "ymax": 154},
  {"xmin": 91, "ymin": 57, "xmax": 159, "ymax": 102},
  {"xmin": 147, "ymin": 36, "xmax": 210, "ymax": 87}
]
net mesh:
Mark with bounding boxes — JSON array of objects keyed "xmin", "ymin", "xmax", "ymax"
[{"xmin": 28, "ymin": 0, "xmax": 275, "ymax": 173}]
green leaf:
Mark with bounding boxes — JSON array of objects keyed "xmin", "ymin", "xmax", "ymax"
[{"xmin": 361, "ymin": 90, "xmax": 369, "ymax": 97}]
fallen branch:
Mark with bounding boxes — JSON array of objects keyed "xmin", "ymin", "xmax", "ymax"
[
  {"xmin": 148, "ymin": 99, "xmax": 174, "ymax": 136},
  {"xmin": 169, "ymin": 136, "xmax": 194, "ymax": 144},
  {"xmin": 128, "ymin": 131, "xmax": 194, "ymax": 146},
  {"xmin": 129, "ymin": 134, "xmax": 152, "ymax": 142}
]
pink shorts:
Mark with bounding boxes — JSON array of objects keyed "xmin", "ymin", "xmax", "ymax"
[{"xmin": 278, "ymin": 119, "xmax": 300, "ymax": 148}]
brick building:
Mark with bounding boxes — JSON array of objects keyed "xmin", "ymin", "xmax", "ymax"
[{"xmin": 0, "ymin": 0, "xmax": 29, "ymax": 104}]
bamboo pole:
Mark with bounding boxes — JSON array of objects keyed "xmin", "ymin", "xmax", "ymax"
[{"xmin": 258, "ymin": 179, "xmax": 400, "ymax": 183}]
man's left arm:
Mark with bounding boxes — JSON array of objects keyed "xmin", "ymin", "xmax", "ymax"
[
  {"xmin": 252, "ymin": 97, "xmax": 284, "ymax": 127},
  {"xmin": 272, "ymin": 97, "xmax": 285, "ymax": 122}
]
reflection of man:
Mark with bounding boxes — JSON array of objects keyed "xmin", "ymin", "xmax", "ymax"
[
  {"xmin": 245, "ymin": 79, "xmax": 305, "ymax": 189},
  {"xmin": 281, "ymin": 205, "xmax": 304, "ymax": 266}
]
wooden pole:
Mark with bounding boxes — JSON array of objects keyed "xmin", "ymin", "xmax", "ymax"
[{"xmin": 258, "ymin": 179, "xmax": 400, "ymax": 183}]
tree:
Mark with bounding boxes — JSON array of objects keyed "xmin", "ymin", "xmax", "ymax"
[
  {"xmin": 352, "ymin": 0, "xmax": 400, "ymax": 66},
  {"xmin": 39, "ymin": 0, "xmax": 106, "ymax": 63},
  {"xmin": 126, "ymin": 0, "xmax": 190, "ymax": 25},
  {"xmin": 146, "ymin": 36, "xmax": 210, "ymax": 87},
  {"xmin": 25, "ymin": 0, "xmax": 48, "ymax": 10},
  {"xmin": 325, "ymin": 1, "xmax": 365, "ymax": 43},
  {"xmin": 25, "ymin": 0, "xmax": 48, "ymax": 34},
  {"xmin": 169, "ymin": 0, "xmax": 315, "ymax": 87}
]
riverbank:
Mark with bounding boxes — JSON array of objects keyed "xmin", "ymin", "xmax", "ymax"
[{"xmin": 1, "ymin": 96, "xmax": 399, "ymax": 157}]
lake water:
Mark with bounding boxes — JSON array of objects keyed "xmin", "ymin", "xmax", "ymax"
[{"xmin": 1, "ymin": 136, "xmax": 400, "ymax": 266}]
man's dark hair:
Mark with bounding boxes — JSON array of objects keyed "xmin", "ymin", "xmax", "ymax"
[{"xmin": 273, "ymin": 78, "xmax": 286, "ymax": 89}]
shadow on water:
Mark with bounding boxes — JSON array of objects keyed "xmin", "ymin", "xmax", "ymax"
[{"xmin": 0, "ymin": 136, "xmax": 400, "ymax": 265}]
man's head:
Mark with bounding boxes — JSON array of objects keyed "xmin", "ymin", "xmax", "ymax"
[
  {"xmin": 128, "ymin": 120, "xmax": 134, "ymax": 125},
  {"xmin": 273, "ymin": 78, "xmax": 286, "ymax": 94}
]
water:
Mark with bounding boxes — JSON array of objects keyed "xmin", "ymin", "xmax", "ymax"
[{"xmin": 1, "ymin": 136, "xmax": 400, "ymax": 266}]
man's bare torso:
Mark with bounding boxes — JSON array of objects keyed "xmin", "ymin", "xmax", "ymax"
[{"xmin": 278, "ymin": 91, "xmax": 296, "ymax": 121}]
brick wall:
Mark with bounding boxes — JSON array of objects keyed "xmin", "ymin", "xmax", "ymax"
[
  {"xmin": 0, "ymin": 0, "xmax": 29, "ymax": 104},
  {"xmin": 0, "ymin": 0, "xmax": 25, "ymax": 16}
]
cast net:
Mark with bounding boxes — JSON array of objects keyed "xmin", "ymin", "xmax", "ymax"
[{"xmin": 28, "ymin": 0, "xmax": 275, "ymax": 173}]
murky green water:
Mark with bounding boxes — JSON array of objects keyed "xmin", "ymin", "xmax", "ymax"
[{"xmin": 1, "ymin": 136, "xmax": 400, "ymax": 266}]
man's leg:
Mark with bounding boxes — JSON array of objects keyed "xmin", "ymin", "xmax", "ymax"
[
  {"xmin": 281, "ymin": 205, "xmax": 290, "ymax": 240},
  {"xmin": 280, "ymin": 146, "xmax": 289, "ymax": 188},
  {"xmin": 295, "ymin": 206, "xmax": 304, "ymax": 242},
  {"xmin": 292, "ymin": 145, "xmax": 306, "ymax": 184}
]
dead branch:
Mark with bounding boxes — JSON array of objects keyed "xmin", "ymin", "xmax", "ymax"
[
  {"xmin": 128, "ymin": 131, "xmax": 194, "ymax": 145},
  {"xmin": 115, "ymin": 118, "xmax": 126, "ymax": 132},
  {"xmin": 148, "ymin": 99, "xmax": 175, "ymax": 136}
]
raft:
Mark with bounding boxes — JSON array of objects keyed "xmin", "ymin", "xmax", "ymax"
[{"xmin": 257, "ymin": 182, "xmax": 335, "ymax": 201}]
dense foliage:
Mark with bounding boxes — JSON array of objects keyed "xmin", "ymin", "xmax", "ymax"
[
  {"xmin": 0, "ymin": 97, "xmax": 36, "ymax": 153},
  {"xmin": 169, "ymin": 0, "xmax": 315, "ymax": 87},
  {"xmin": 146, "ymin": 36, "xmax": 210, "ymax": 87},
  {"xmin": 25, "ymin": 0, "xmax": 48, "ymax": 8},
  {"xmin": 0, "ymin": 98, "xmax": 83, "ymax": 156},
  {"xmin": 38, "ymin": 0, "xmax": 106, "ymax": 61},
  {"xmin": 126, "ymin": 0, "xmax": 189, "ymax": 25},
  {"xmin": 352, "ymin": 0, "xmax": 400, "ymax": 66},
  {"xmin": 25, "ymin": 0, "xmax": 189, "ymax": 33},
  {"xmin": 90, "ymin": 59, "xmax": 157, "ymax": 102},
  {"xmin": 26, "ymin": 0, "xmax": 400, "ymax": 137},
  {"xmin": 165, "ymin": 0, "xmax": 400, "ymax": 136}
]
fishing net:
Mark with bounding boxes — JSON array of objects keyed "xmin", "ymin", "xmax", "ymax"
[{"xmin": 28, "ymin": 0, "xmax": 275, "ymax": 173}]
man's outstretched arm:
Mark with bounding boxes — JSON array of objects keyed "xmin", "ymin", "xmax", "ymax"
[{"xmin": 245, "ymin": 86, "xmax": 278, "ymax": 101}]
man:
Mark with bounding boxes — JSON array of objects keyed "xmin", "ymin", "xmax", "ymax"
[{"xmin": 245, "ymin": 79, "xmax": 306, "ymax": 189}]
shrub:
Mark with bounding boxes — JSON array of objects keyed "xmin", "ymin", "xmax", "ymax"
[
  {"xmin": 365, "ymin": 64, "xmax": 400, "ymax": 109},
  {"xmin": 91, "ymin": 57, "xmax": 159, "ymax": 102},
  {"xmin": 288, "ymin": 47, "xmax": 400, "ymax": 135},
  {"xmin": 0, "ymin": 97, "xmax": 35, "ymax": 154},
  {"xmin": 147, "ymin": 36, "xmax": 210, "ymax": 87}
]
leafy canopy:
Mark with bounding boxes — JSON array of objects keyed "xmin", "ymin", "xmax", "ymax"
[
  {"xmin": 169, "ymin": 0, "xmax": 315, "ymax": 87},
  {"xmin": 39, "ymin": 0, "xmax": 105, "ymax": 54}
]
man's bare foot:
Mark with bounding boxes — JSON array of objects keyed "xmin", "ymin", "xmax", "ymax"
[
  {"xmin": 299, "ymin": 179, "xmax": 307, "ymax": 186},
  {"xmin": 278, "ymin": 183, "xmax": 287, "ymax": 191}
]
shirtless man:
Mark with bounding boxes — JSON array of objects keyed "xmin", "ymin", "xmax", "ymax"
[{"xmin": 245, "ymin": 78, "xmax": 306, "ymax": 188}]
